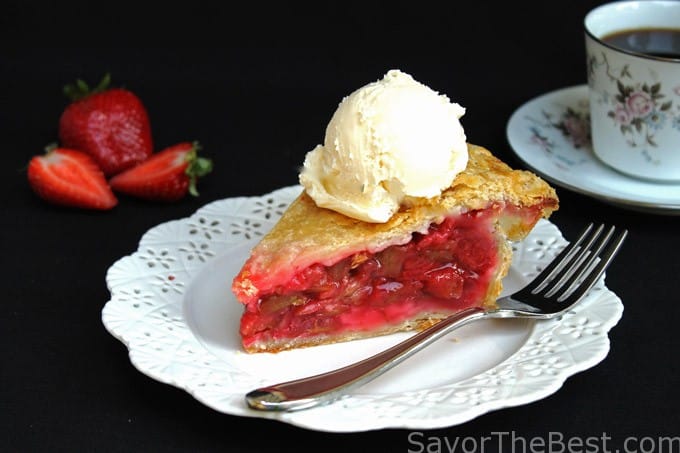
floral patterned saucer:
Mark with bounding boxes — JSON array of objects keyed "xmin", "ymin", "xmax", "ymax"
[{"xmin": 506, "ymin": 85, "xmax": 680, "ymax": 215}]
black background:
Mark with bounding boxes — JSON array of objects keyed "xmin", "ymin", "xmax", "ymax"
[{"xmin": 3, "ymin": 1, "xmax": 679, "ymax": 451}]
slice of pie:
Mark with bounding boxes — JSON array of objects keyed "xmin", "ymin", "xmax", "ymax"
[{"xmin": 232, "ymin": 144, "xmax": 558, "ymax": 353}]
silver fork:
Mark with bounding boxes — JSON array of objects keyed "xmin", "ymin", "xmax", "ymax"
[{"xmin": 245, "ymin": 223, "xmax": 627, "ymax": 412}]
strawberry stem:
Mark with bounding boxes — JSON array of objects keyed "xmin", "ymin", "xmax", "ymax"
[
  {"xmin": 63, "ymin": 73, "xmax": 112, "ymax": 101},
  {"xmin": 184, "ymin": 141, "xmax": 213, "ymax": 196}
]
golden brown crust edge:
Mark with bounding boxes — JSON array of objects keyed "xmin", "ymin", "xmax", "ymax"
[{"xmin": 233, "ymin": 143, "xmax": 558, "ymax": 304}]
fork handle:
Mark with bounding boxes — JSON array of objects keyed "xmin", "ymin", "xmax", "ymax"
[{"xmin": 245, "ymin": 307, "xmax": 487, "ymax": 412}]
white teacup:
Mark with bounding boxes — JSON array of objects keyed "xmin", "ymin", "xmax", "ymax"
[{"xmin": 585, "ymin": 0, "xmax": 680, "ymax": 182}]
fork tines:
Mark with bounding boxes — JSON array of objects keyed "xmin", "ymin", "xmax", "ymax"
[{"xmin": 530, "ymin": 223, "xmax": 627, "ymax": 304}]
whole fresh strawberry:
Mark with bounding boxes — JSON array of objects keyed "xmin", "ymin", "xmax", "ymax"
[
  {"xmin": 58, "ymin": 74, "xmax": 153, "ymax": 176},
  {"xmin": 27, "ymin": 146, "xmax": 118, "ymax": 210},
  {"xmin": 109, "ymin": 141, "xmax": 213, "ymax": 202}
]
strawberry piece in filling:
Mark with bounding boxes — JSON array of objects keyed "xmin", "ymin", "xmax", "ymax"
[{"xmin": 240, "ymin": 208, "xmax": 507, "ymax": 349}]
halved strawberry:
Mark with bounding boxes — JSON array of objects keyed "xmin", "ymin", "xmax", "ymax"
[
  {"xmin": 58, "ymin": 74, "xmax": 153, "ymax": 176},
  {"xmin": 109, "ymin": 141, "xmax": 212, "ymax": 202},
  {"xmin": 27, "ymin": 147, "xmax": 118, "ymax": 210}
]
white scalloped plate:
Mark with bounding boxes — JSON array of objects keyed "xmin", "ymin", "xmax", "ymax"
[{"xmin": 102, "ymin": 185, "xmax": 623, "ymax": 432}]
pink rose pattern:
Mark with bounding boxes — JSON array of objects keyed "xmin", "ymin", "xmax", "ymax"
[
  {"xmin": 527, "ymin": 106, "xmax": 591, "ymax": 165},
  {"xmin": 557, "ymin": 110, "xmax": 591, "ymax": 149},
  {"xmin": 531, "ymin": 107, "xmax": 590, "ymax": 151},
  {"xmin": 613, "ymin": 104, "xmax": 631, "ymax": 126},
  {"xmin": 587, "ymin": 50, "xmax": 680, "ymax": 154},
  {"xmin": 607, "ymin": 80, "xmax": 674, "ymax": 148}
]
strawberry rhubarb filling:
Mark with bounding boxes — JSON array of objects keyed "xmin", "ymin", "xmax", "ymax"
[{"xmin": 239, "ymin": 207, "xmax": 530, "ymax": 351}]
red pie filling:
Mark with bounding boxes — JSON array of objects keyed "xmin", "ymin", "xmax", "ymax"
[{"xmin": 239, "ymin": 206, "xmax": 527, "ymax": 349}]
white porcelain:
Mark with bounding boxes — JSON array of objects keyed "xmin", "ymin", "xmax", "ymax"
[
  {"xmin": 585, "ymin": 0, "xmax": 680, "ymax": 182},
  {"xmin": 102, "ymin": 186, "xmax": 624, "ymax": 431},
  {"xmin": 507, "ymin": 84, "xmax": 680, "ymax": 214}
]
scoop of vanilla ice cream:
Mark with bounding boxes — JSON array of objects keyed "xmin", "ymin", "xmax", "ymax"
[{"xmin": 299, "ymin": 69, "xmax": 468, "ymax": 223}]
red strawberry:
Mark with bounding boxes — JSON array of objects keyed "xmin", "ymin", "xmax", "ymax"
[
  {"xmin": 109, "ymin": 141, "xmax": 212, "ymax": 201},
  {"xmin": 58, "ymin": 74, "xmax": 153, "ymax": 176},
  {"xmin": 27, "ymin": 147, "xmax": 118, "ymax": 210}
]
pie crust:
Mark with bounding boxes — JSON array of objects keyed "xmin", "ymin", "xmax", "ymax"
[{"xmin": 232, "ymin": 144, "xmax": 558, "ymax": 352}]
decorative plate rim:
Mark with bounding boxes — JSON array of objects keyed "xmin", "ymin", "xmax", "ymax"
[{"xmin": 102, "ymin": 185, "xmax": 624, "ymax": 432}]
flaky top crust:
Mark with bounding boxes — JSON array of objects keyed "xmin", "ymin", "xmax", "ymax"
[{"xmin": 232, "ymin": 144, "xmax": 558, "ymax": 303}]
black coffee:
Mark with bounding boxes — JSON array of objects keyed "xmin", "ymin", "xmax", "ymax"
[{"xmin": 602, "ymin": 27, "xmax": 680, "ymax": 59}]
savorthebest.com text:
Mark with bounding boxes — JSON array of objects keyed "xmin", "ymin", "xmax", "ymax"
[{"xmin": 407, "ymin": 431, "xmax": 680, "ymax": 453}]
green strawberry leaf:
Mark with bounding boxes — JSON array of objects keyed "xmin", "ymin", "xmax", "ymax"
[
  {"xmin": 63, "ymin": 73, "xmax": 112, "ymax": 101},
  {"xmin": 185, "ymin": 141, "xmax": 214, "ymax": 197}
]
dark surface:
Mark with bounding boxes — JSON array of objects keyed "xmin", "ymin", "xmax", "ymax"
[{"xmin": 3, "ymin": 1, "xmax": 679, "ymax": 451}]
